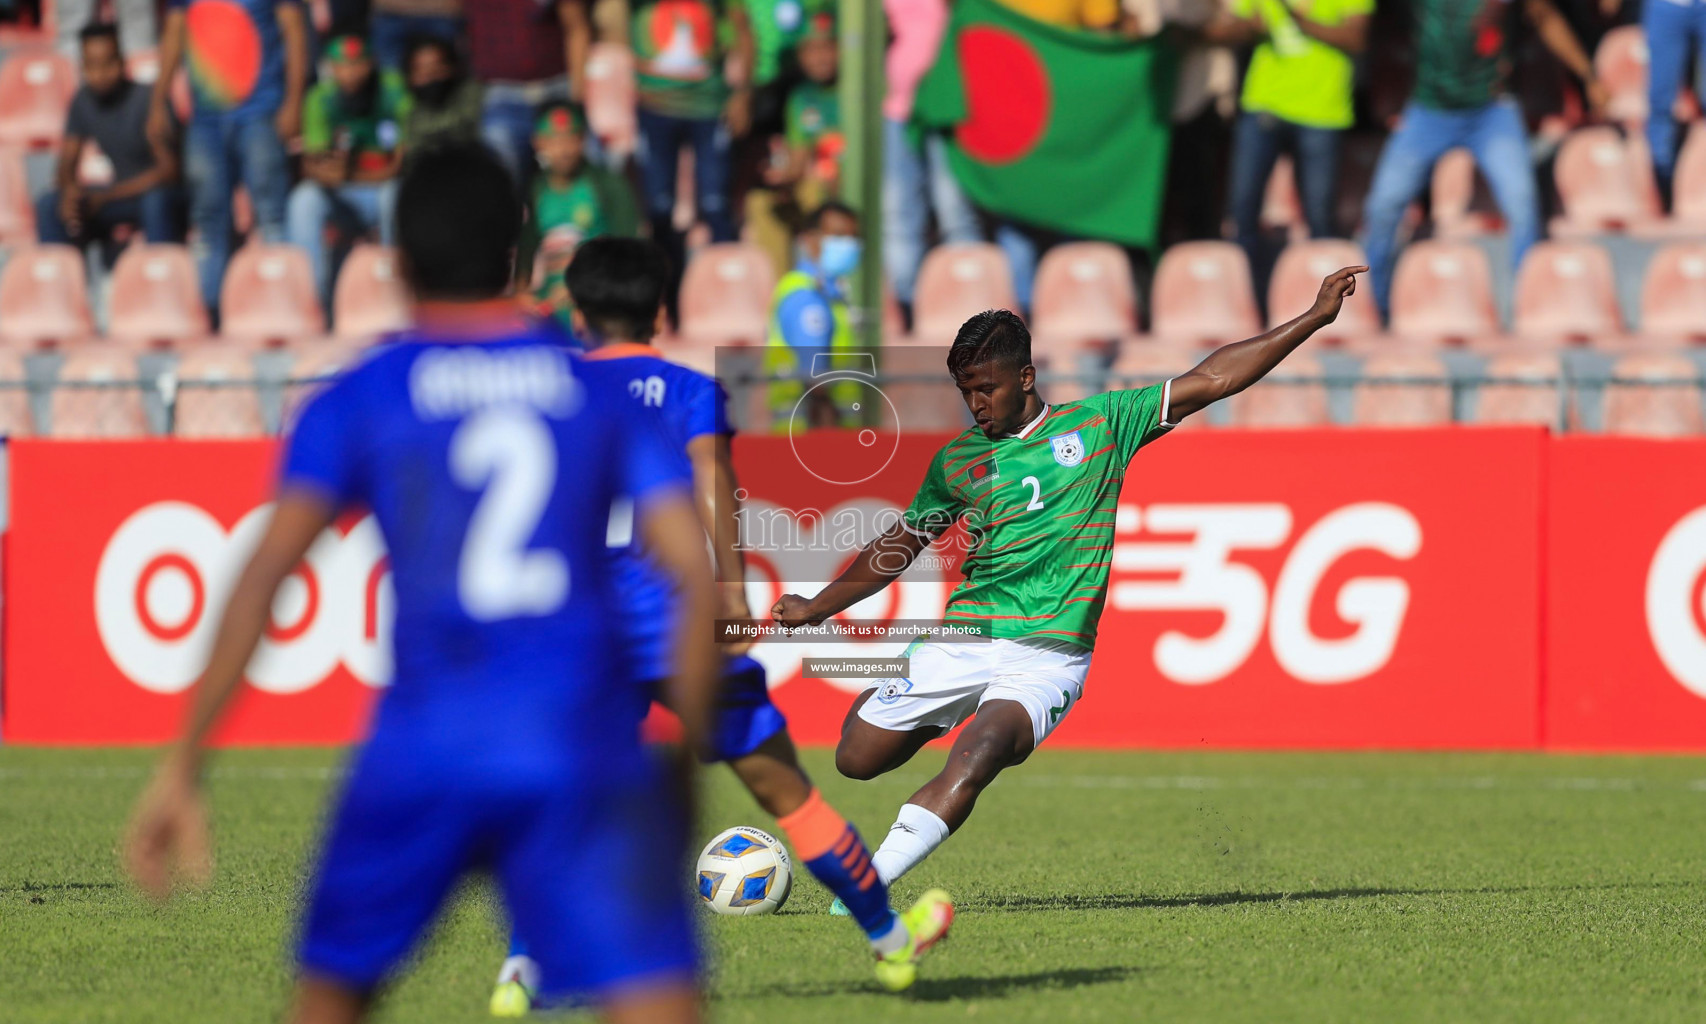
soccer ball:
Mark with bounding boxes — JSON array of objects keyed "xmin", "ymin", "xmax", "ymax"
[{"xmin": 695, "ymin": 826, "xmax": 792, "ymax": 916}]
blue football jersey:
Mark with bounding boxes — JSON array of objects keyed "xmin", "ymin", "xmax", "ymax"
[
  {"xmin": 581, "ymin": 345, "xmax": 729, "ymax": 684},
  {"xmin": 280, "ymin": 329, "xmax": 689, "ymax": 783}
]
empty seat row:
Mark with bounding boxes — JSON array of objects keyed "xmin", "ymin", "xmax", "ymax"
[
  {"xmin": 1101, "ymin": 347, "xmax": 1703, "ymax": 436},
  {"xmin": 0, "ymin": 242, "xmax": 408, "ymax": 349},
  {"xmin": 0, "ymin": 339, "xmax": 365, "ymax": 438}
]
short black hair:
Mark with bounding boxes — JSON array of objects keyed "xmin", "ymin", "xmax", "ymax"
[
  {"xmin": 947, "ymin": 309, "xmax": 1031, "ymax": 378},
  {"xmin": 803, "ymin": 200, "xmax": 858, "ymax": 233},
  {"xmin": 403, "ymin": 33, "xmax": 458, "ymax": 70},
  {"xmin": 79, "ymin": 22, "xmax": 120, "ymax": 50},
  {"xmin": 565, "ymin": 237, "xmax": 671, "ymax": 341},
  {"xmin": 395, "ymin": 143, "xmax": 521, "ymax": 300}
]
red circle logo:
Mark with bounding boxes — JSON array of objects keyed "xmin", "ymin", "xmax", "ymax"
[
  {"xmin": 955, "ymin": 26, "xmax": 1051, "ymax": 166},
  {"xmin": 135, "ymin": 553, "xmax": 205, "ymax": 642},
  {"xmin": 266, "ymin": 564, "xmax": 320, "ymax": 643}
]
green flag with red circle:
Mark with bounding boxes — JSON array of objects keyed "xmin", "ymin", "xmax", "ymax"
[{"xmin": 913, "ymin": 0, "xmax": 1178, "ymax": 250}]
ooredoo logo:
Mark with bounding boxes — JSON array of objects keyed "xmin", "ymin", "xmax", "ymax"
[
  {"xmin": 1110, "ymin": 502, "xmax": 1423, "ymax": 685},
  {"xmin": 1646, "ymin": 506, "xmax": 1706, "ymax": 698},
  {"xmin": 94, "ymin": 501, "xmax": 393, "ymax": 695}
]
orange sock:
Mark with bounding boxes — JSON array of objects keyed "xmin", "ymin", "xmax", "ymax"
[{"xmin": 776, "ymin": 788, "xmax": 848, "ymax": 861}]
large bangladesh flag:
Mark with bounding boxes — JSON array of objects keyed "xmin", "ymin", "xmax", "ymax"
[{"xmin": 913, "ymin": 0, "xmax": 1178, "ymax": 249}]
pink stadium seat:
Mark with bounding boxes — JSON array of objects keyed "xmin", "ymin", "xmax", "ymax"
[
  {"xmin": 1550, "ymin": 127, "xmax": 1660, "ymax": 236},
  {"xmin": 913, "ymin": 243, "xmax": 1019, "ymax": 345},
  {"xmin": 219, "ymin": 244, "xmax": 325, "ymax": 347},
  {"xmin": 125, "ymin": 50, "xmax": 160, "ymax": 85},
  {"xmin": 1430, "ymin": 148, "xmax": 1498, "ymax": 237},
  {"xmin": 1227, "ymin": 352, "xmax": 1329, "ymax": 427},
  {"xmin": 1603, "ymin": 353, "xmax": 1705, "ymax": 436},
  {"xmin": 174, "ymin": 345, "xmax": 264, "ymax": 437},
  {"xmin": 1353, "ymin": 351, "xmax": 1453, "ymax": 426},
  {"xmin": 0, "ymin": 47, "xmax": 75, "ymax": 148},
  {"xmin": 1669, "ymin": 128, "xmax": 1706, "ymax": 229},
  {"xmin": 678, "ymin": 242, "xmax": 776, "ymax": 347},
  {"xmin": 1639, "ymin": 243, "xmax": 1706, "ymax": 341},
  {"xmin": 1595, "ymin": 25, "xmax": 1648, "ymax": 125},
  {"xmin": 1266, "ymin": 239, "xmax": 1377, "ymax": 341},
  {"xmin": 1150, "ymin": 241, "xmax": 1261, "ymax": 346},
  {"xmin": 107, "ymin": 244, "xmax": 209, "ymax": 349},
  {"xmin": 0, "ymin": 245, "xmax": 95, "ymax": 347},
  {"xmin": 0, "ymin": 146, "xmax": 34, "ymax": 244},
  {"xmin": 1478, "ymin": 353, "xmax": 1566, "ymax": 426},
  {"xmin": 1512, "ymin": 241, "xmax": 1623, "ymax": 342},
  {"xmin": 584, "ymin": 43, "xmax": 638, "ymax": 159},
  {"xmin": 1261, "ymin": 156, "xmax": 1305, "ymax": 239},
  {"xmin": 333, "ymin": 244, "xmax": 410, "ymax": 340},
  {"xmin": 0, "ymin": 348, "xmax": 33, "ymax": 435},
  {"xmin": 1389, "ymin": 241, "xmax": 1499, "ymax": 342},
  {"xmin": 51, "ymin": 344, "xmax": 150, "ymax": 437},
  {"xmin": 1030, "ymin": 242, "xmax": 1137, "ymax": 361}
]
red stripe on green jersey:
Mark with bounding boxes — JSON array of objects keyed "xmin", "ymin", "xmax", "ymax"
[{"xmin": 900, "ymin": 384, "xmax": 1172, "ymax": 651}]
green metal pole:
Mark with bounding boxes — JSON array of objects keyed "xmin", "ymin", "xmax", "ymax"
[{"xmin": 841, "ymin": 0, "xmax": 884, "ymax": 351}]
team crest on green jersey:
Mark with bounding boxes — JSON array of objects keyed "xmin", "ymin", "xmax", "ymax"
[{"xmin": 1050, "ymin": 431, "xmax": 1085, "ymax": 467}]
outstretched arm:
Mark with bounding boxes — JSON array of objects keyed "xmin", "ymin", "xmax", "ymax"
[
  {"xmin": 1525, "ymin": 0, "xmax": 1607, "ymax": 112},
  {"xmin": 1166, "ymin": 265, "xmax": 1364, "ymax": 423},
  {"xmin": 125, "ymin": 490, "xmax": 336, "ymax": 901},
  {"xmin": 771, "ymin": 521, "xmax": 932, "ymax": 629}
]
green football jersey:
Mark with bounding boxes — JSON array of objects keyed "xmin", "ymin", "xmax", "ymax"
[{"xmin": 901, "ymin": 384, "xmax": 1172, "ymax": 650}]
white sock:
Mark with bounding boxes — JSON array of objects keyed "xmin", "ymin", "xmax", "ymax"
[
  {"xmin": 497, "ymin": 955, "xmax": 540, "ymax": 993},
  {"xmin": 871, "ymin": 803, "xmax": 951, "ymax": 885}
]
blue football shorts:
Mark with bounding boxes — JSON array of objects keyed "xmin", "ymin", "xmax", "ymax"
[{"xmin": 295, "ymin": 755, "xmax": 699, "ymax": 1000}]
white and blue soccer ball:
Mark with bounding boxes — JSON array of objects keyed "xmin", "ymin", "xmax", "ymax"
[{"xmin": 695, "ymin": 826, "xmax": 792, "ymax": 916}]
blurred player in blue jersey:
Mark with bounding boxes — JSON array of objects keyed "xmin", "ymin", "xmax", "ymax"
[
  {"xmin": 123, "ymin": 145, "xmax": 720, "ymax": 1024},
  {"xmin": 490, "ymin": 238, "xmax": 953, "ymax": 1014}
]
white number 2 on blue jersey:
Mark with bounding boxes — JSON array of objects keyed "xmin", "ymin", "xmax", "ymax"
[{"xmin": 450, "ymin": 408, "xmax": 570, "ymax": 620}]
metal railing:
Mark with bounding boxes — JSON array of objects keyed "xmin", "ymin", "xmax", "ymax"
[{"xmin": 1, "ymin": 370, "xmax": 1702, "ymax": 437}]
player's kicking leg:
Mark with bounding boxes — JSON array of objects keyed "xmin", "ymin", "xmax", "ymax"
[{"xmin": 834, "ymin": 637, "xmax": 1087, "ymax": 892}]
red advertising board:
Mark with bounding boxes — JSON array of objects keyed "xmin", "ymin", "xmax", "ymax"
[
  {"xmin": 1545, "ymin": 437, "xmax": 1706, "ymax": 750},
  {"xmin": 0, "ymin": 428, "xmax": 1696, "ymax": 751},
  {"xmin": 4, "ymin": 440, "xmax": 380, "ymax": 745},
  {"xmin": 748, "ymin": 428, "xmax": 1547, "ymax": 750}
]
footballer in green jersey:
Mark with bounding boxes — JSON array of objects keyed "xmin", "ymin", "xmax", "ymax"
[{"xmin": 772, "ymin": 264, "xmax": 1366, "ymax": 891}]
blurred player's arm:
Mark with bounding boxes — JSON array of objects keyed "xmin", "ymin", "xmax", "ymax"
[
  {"xmin": 125, "ymin": 489, "xmax": 337, "ymax": 902},
  {"xmin": 688, "ymin": 432, "xmax": 755, "ymax": 655},
  {"xmin": 1166, "ymin": 265, "xmax": 1364, "ymax": 422},
  {"xmin": 641, "ymin": 490, "xmax": 721, "ymax": 747},
  {"xmin": 770, "ymin": 521, "xmax": 932, "ymax": 629}
]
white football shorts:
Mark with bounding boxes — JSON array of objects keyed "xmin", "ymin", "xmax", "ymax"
[{"xmin": 857, "ymin": 636, "xmax": 1091, "ymax": 747}]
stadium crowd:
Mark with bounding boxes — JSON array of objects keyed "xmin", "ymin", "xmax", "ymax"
[{"xmin": 0, "ymin": 0, "xmax": 1701, "ymax": 437}]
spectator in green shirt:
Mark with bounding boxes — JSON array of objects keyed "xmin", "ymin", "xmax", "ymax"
[
  {"xmin": 1207, "ymin": 0, "xmax": 1369, "ymax": 281},
  {"xmin": 286, "ymin": 34, "xmax": 412, "ymax": 309},
  {"xmin": 747, "ymin": 12, "xmax": 840, "ymax": 273},
  {"xmin": 740, "ymin": 0, "xmax": 831, "ymax": 134},
  {"xmin": 631, "ymin": 0, "xmax": 755, "ymax": 300},
  {"xmin": 1358, "ymin": 0, "xmax": 1606, "ymax": 316},
  {"xmin": 402, "ymin": 34, "xmax": 483, "ymax": 152},
  {"xmin": 521, "ymin": 102, "xmax": 640, "ymax": 324}
]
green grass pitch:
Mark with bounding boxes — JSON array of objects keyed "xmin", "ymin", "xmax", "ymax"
[{"xmin": 4, "ymin": 746, "xmax": 1705, "ymax": 1023}]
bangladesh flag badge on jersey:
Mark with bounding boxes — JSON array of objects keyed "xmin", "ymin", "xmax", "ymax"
[{"xmin": 912, "ymin": 0, "xmax": 1178, "ymax": 250}]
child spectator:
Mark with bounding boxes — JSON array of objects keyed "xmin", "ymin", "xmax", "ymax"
[
  {"xmin": 403, "ymin": 34, "xmax": 484, "ymax": 151},
  {"xmin": 151, "ymin": 0, "xmax": 308, "ymax": 315},
  {"xmin": 286, "ymin": 35, "xmax": 410, "ymax": 309},
  {"xmin": 519, "ymin": 103, "xmax": 639, "ymax": 309},
  {"xmin": 38, "ymin": 23, "xmax": 184, "ymax": 253},
  {"xmin": 746, "ymin": 12, "xmax": 840, "ymax": 274}
]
